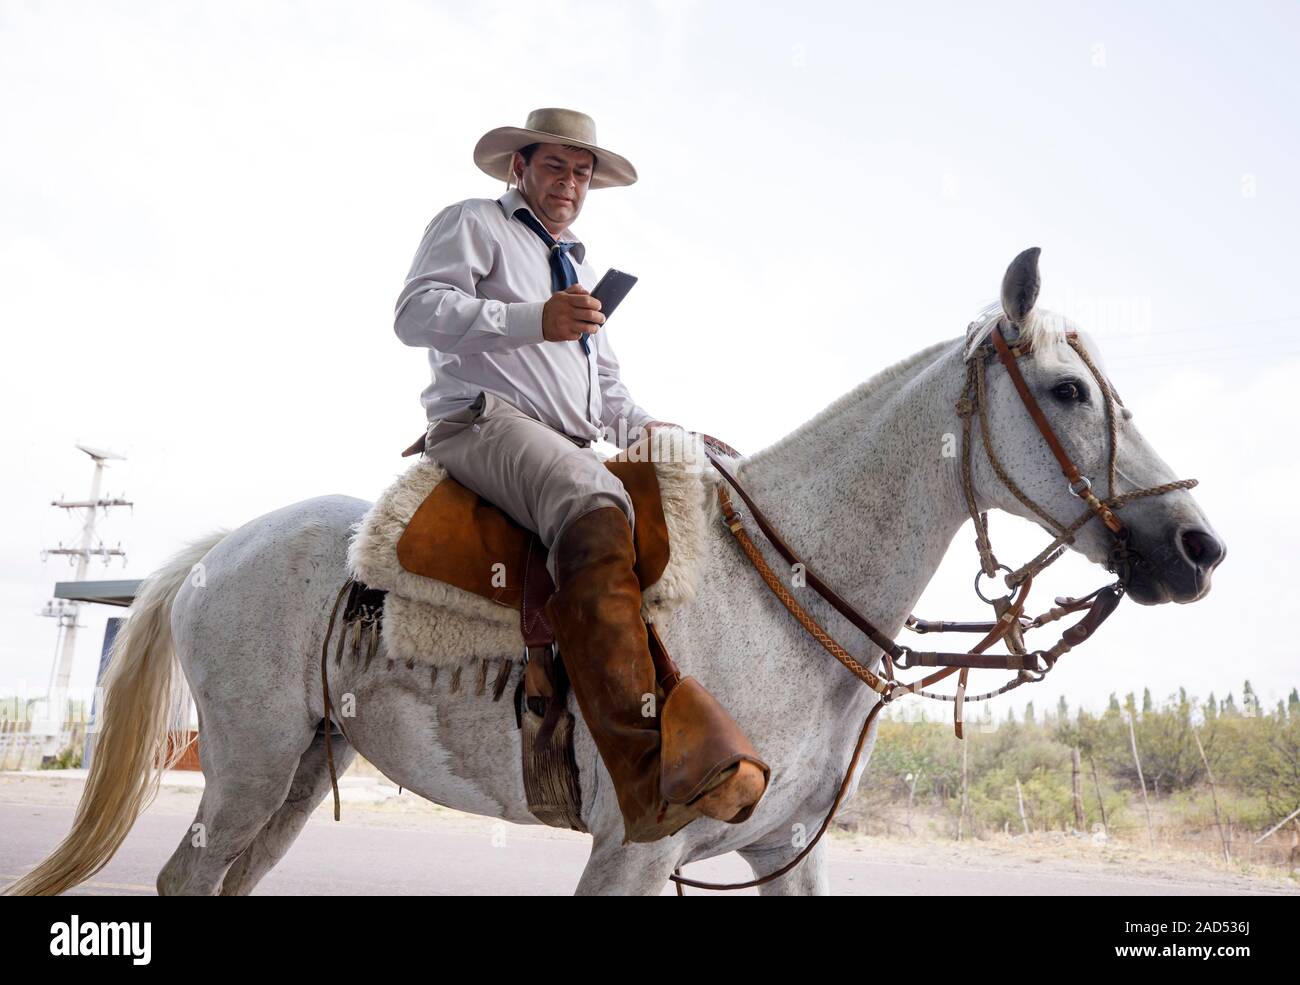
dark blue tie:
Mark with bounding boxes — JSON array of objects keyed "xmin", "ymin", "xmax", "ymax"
[{"xmin": 513, "ymin": 207, "xmax": 590, "ymax": 354}]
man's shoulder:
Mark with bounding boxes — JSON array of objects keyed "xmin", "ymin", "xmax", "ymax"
[{"xmin": 431, "ymin": 196, "xmax": 507, "ymax": 228}]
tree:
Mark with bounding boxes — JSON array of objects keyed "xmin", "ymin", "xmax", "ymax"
[
  {"xmin": 1054, "ymin": 700, "xmax": 1081, "ymax": 748},
  {"xmin": 1230, "ymin": 711, "xmax": 1300, "ymax": 819},
  {"xmin": 1132, "ymin": 693, "xmax": 1201, "ymax": 793},
  {"xmin": 1243, "ymin": 680, "xmax": 1260, "ymax": 718}
]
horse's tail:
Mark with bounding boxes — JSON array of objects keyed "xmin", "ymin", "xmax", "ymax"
[{"xmin": 2, "ymin": 530, "xmax": 229, "ymax": 896}]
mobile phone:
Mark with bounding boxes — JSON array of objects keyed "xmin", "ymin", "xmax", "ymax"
[{"xmin": 582, "ymin": 268, "xmax": 638, "ymax": 353}]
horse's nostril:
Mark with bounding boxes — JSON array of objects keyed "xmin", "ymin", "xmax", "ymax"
[{"xmin": 1180, "ymin": 528, "xmax": 1224, "ymax": 570}]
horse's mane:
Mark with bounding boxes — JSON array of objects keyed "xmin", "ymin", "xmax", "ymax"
[
  {"xmin": 744, "ymin": 302, "xmax": 1084, "ymax": 469},
  {"xmin": 744, "ymin": 338, "xmax": 954, "ymax": 467},
  {"xmin": 963, "ymin": 299, "xmax": 1075, "ymax": 361}
]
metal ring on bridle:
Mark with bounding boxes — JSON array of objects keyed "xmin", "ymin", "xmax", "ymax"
[
  {"xmin": 974, "ymin": 564, "xmax": 1014, "ymax": 604},
  {"xmin": 1019, "ymin": 657, "xmax": 1048, "ymax": 682}
]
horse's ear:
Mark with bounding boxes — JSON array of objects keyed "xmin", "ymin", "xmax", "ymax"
[{"xmin": 1001, "ymin": 247, "xmax": 1041, "ymax": 326}]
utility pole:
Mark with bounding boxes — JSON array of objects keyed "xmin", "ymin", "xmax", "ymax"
[
  {"xmin": 1071, "ymin": 747, "xmax": 1086, "ymax": 831},
  {"xmin": 38, "ymin": 444, "xmax": 132, "ymax": 735},
  {"xmin": 1126, "ymin": 711, "xmax": 1155, "ymax": 851}
]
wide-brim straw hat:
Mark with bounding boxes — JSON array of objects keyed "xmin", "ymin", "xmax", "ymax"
[{"xmin": 473, "ymin": 107, "xmax": 637, "ymax": 189}]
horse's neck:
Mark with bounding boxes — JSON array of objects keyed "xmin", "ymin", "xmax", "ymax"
[{"xmin": 731, "ymin": 341, "xmax": 973, "ymax": 671}]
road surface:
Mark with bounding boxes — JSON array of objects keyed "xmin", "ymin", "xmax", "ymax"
[{"xmin": 2, "ymin": 772, "xmax": 1294, "ymax": 896}]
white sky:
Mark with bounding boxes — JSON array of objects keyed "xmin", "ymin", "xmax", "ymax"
[{"xmin": 2, "ymin": 1, "xmax": 1297, "ymax": 720}]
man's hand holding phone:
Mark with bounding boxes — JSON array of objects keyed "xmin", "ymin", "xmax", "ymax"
[{"xmin": 542, "ymin": 285, "xmax": 604, "ymax": 342}]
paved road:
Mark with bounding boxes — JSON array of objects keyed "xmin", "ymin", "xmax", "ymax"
[{"xmin": 3, "ymin": 797, "xmax": 1292, "ymax": 896}]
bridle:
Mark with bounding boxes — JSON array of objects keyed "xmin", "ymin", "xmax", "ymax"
[{"xmin": 670, "ymin": 320, "xmax": 1198, "ymax": 893}]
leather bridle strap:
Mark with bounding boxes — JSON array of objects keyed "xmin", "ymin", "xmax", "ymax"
[
  {"xmin": 708, "ymin": 448, "xmax": 1057, "ymax": 674},
  {"xmin": 706, "ymin": 450, "xmax": 907, "ymax": 661},
  {"xmin": 989, "ymin": 325, "xmax": 1123, "ymax": 534}
]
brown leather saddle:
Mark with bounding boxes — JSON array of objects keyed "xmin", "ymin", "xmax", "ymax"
[{"xmin": 394, "ymin": 449, "xmax": 671, "ymax": 648}]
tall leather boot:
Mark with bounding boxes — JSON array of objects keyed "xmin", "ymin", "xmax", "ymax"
[{"xmin": 544, "ymin": 506, "xmax": 768, "ymax": 844}]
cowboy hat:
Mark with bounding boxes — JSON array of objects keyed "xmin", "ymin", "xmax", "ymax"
[{"xmin": 473, "ymin": 107, "xmax": 638, "ymax": 189}]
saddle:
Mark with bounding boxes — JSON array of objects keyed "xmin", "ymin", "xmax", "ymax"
[{"xmin": 394, "ymin": 453, "xmax": 672, "ymax": 649}]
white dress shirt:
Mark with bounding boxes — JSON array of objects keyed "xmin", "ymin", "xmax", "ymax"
[{"xmin": 394, "ymin": 187, "xmax": 656, "ymax": 448}]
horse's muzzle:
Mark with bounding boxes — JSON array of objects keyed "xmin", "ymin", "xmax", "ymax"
[{"xmin": 1125, "ymin": 523, "xmax": 1226, "ymax": 606}]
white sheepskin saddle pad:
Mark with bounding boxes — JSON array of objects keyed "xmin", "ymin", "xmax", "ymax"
[{"xmin": 347, "ymin": 428, "xmax": 722, "ymax": 668}]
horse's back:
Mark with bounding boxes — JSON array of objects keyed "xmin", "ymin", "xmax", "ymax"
[{"xmin": 171, "ymin": 494, "xmax": 369, "ymax": 692}]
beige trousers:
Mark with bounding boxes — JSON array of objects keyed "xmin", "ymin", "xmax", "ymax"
[{"xmin": 420, "ymin": 389, "xmax": 636, "ymax": 583}]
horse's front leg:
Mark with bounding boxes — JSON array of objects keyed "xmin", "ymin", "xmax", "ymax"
[
  {"xmin": 738, "ymin": 836, "xmax": 830, "ymax": 896},
  {"xmin": 575, "ymin": 833, "xmax": 685, "ymax": 896}
]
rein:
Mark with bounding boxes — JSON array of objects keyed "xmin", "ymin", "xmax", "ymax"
[{"xmin": 670, "ymin": 323, "xmax": 1197, "ymax": 893}]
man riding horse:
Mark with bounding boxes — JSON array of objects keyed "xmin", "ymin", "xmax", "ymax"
[{"xmin": 392, "ymin": 107, "xmax": 768, "ymax": 843}]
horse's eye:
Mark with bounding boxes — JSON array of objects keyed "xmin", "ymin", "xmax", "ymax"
[{"xmin": 1052, "ymin": 380, "xmax": 1087, "ymax": 403}]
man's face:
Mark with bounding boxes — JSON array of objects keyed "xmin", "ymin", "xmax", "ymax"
[{"xmin": 513, "ymin": 143, "xmax": 595, "ymax": 234}]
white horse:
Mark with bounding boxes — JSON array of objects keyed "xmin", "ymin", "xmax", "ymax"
[{"xmin": 6, "ymin": 249, "xmax": 1224, "ymax": 896}]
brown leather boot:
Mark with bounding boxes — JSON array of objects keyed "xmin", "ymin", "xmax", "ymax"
[{"xmin": 544, "ymin": 506, "xmax": 768, "ymax": 844}]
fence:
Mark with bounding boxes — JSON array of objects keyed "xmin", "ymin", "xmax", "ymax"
[
  {"xmin": 0, "ymin": 718, "xmax": 202, "ymax": 772},
  {"xmin": 0, "ymin": 719, "xmax": 86, "ymax": 771}
]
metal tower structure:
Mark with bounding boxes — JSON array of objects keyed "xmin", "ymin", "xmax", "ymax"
[{"xmin": 40, "ymin": 444, "xmax": 132, "ymax": 703}]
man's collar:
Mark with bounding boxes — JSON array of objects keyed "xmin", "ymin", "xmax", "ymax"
[{"xmin": 498, "ymin": 186, "xmax": 585, "ymax": 263}]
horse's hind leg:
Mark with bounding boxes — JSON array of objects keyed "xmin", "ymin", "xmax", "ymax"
[
  {"xmin": 156, "ymin": 713, "xmax": 318, "ymax": 896},
  {"xmin": 218, "ymin": 727, "xmax": 357, "ymax": 896}
]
